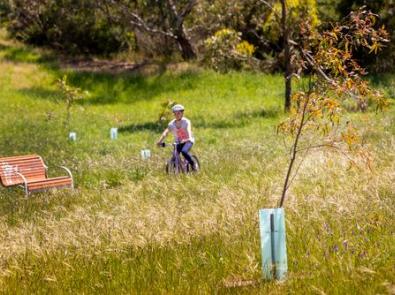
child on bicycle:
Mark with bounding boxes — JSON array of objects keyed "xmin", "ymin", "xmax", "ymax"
[{"xmin": 156, "ymin": 104, "xmax": 197, "ymax": 170}]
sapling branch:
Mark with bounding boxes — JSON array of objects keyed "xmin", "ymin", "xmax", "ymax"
[{"xmin": 284, "ymin": 144, "xmax": 311, "ymax": 192}]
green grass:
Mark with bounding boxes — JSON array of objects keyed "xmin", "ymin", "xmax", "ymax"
[{"xmin": 0, "ymin": 31, "xmax": 394, "ymax": 294}]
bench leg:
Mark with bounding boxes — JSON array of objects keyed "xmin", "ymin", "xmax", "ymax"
[{"xmin": 16, "ymin": 172, "xmax": 29, "ymax": 198}]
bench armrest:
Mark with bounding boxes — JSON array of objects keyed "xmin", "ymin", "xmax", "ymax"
[
  {"xmin": 44, "ymin": 164, "xmax": 72, "ymax": 177},
  {"xmin": 44, "ymin": 164, "xmax": 74, "ymax": 189},
  {"xmin": 58, "ymin": 166, "xmax": 73, "ymax": 178},
  {"xmin": 58, "ymin": 165, "xmax": 74, "ymax": 189}
]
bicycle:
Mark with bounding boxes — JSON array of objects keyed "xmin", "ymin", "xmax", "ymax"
[{"xmin": 159, "ymin": 142, "xmax": 200, "ymax": 174}]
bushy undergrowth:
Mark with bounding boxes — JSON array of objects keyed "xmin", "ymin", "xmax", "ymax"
[{"xmin": 0, "ymin": 33, "xmax": 393, "ymax": 294}]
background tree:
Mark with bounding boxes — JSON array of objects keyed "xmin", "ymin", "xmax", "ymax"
[
  {"xmin": 259, "ymin": 0, "xmax": 319, "ymax": 111},
  {"xmin": 99, "ymin": 0, "xmax": 197, "ymax": 60},
  {"xmin": 0, "ymin": 0, "xmax": 393, "ymax": 73}
]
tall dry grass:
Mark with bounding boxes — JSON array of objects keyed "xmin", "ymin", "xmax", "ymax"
[{"xmin": 0, "ymin": 31, "xmax": 393, "ymax": 293}]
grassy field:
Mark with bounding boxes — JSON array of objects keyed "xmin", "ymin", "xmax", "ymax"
[{"xmin": 0, "ymin": 31, "xmax": 394, "ymax": 294}]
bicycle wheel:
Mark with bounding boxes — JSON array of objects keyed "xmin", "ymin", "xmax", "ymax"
[
  {"xmin": 166, "ymin": 159, "xmax": 176, "ymax": 174},
  {"xmin": 187, "ymin": 155, "xmax": 200, "ymax": 173},
  {"xmin": 166, "ymin": 159, "xmax": 183, "ymax": 174}
]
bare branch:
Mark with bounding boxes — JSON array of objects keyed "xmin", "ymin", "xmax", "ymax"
[
  {"xmin": 101, "ymin": 0, "xmax": 176, "ymax": 39},
  {"xmin": 167, "ymin": 0, "xmax": 179, "ymax": 17},
  {"xmin": 166, "ymin": 0, "xmax": 197, "ymax": 30},
  {"xmin": 128, "ymin": 12, "xmax": 176, "ymax": 38},
  {"xmin": 179, "ymin": 0, "xmax": 197, "ymax": 19}
]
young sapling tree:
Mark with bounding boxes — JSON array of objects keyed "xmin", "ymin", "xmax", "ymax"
[
  {"xmin": 57, "ymin": 75, "xmax": 85, "ymax": 129},
  {"xmin": 277, "ymin": 8, "xmax": 389, "ymax": 207},
  {"xmin": 158, "ymin": 100, "xmax": 176, "ymax": 128}
]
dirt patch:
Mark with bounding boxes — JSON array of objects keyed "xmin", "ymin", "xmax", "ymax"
[
  {"xmin": 60, "ymin": 58, "xmax": 201, "ymax": 75},
  {"xmin": 60, "ymin": 58, "xmax": 149, "ymax": 74}
]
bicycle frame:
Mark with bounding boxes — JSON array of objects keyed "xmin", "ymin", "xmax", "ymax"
[
  {"xmin": 171, "ymin": 143, "xmax": 188, "ymax": 173},
  {"xmin": 161, "ymin": 142, "xmax": 189, "ymax": 174}
]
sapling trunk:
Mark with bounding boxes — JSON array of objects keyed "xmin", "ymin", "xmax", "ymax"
[
  {"xmin": 279, "ymin": 93, "xmax": 310, "ymax": 207},
  {"xmin": 66, "ymin": 104, "xmax": 71, "ymax": 127}
]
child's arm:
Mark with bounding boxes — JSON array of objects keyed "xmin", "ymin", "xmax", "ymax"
[{"xmin": 157, "ymin": 128, "xmax": 169, "ymax": 146}]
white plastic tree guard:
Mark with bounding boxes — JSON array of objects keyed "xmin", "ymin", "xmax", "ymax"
[
  {"xmin": 141, "ymin": 149, "xmax": 151, "ymax": 160},
  {"xmin": 69, "ymin": 132, "xmax": 77, "ymax": 141},
  {"xmin": 110, "ymin": 128, "xmax": 118, "ymax": 140}
]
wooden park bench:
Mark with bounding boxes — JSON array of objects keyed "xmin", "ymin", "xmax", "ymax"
[{"xmin": 0, "ymin": 155, "xmax": 73, "ymax": 197}]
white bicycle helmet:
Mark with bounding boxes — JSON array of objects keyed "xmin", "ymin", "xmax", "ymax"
[{"xmin": 172, "ymin": 104, "xmax": 185, "ymax": 113}]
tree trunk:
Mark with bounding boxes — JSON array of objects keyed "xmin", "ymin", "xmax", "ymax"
[
  {"xmin": 174, "ymin": 29, "xmax": 196, "ymax": 60},
  {"xmin": 281, "ymin": 0, "xmax": 292, "ymax": 112},
  {"xmin": 284, "ymin": 64, "xmax": 292, "ymax": 111},
  {"xmin": 166, "ymin": 0, "xmax": 197, "ymax": 60}
]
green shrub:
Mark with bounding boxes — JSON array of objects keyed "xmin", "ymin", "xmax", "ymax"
[{"xmin": 203, "ymin": 28, "xmax": 256, "ymax": 73}]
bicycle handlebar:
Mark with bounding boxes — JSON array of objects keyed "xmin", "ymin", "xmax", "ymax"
[{"xmin": 159, "ymin": 142, "xmax": 178, "ymax": 148}]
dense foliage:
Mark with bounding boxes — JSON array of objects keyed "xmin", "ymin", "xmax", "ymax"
[
  {"xmin": 1, "ymin": 0, "xmax": 129, "ymax": 54},
  {"xmin": 0, "ymin": 0, "xmax": 393, "ymax": 69},
  {"xmin": 336, "ymin": 0, "xmax": 395, "ymax": 72}
]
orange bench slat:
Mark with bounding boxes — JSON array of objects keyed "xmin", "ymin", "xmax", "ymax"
[
  {"xmin": 0, "ymin": 155, "xmax": 41, "ymax": 162},
  {"xmin": 28, "ymin": 177, "xmax": 73, "ymax": 191}
]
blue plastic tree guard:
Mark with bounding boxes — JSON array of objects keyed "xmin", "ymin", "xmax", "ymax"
[{"xmin": 259, "ymin": 208, "xmax": 287, "ymax": 280}]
